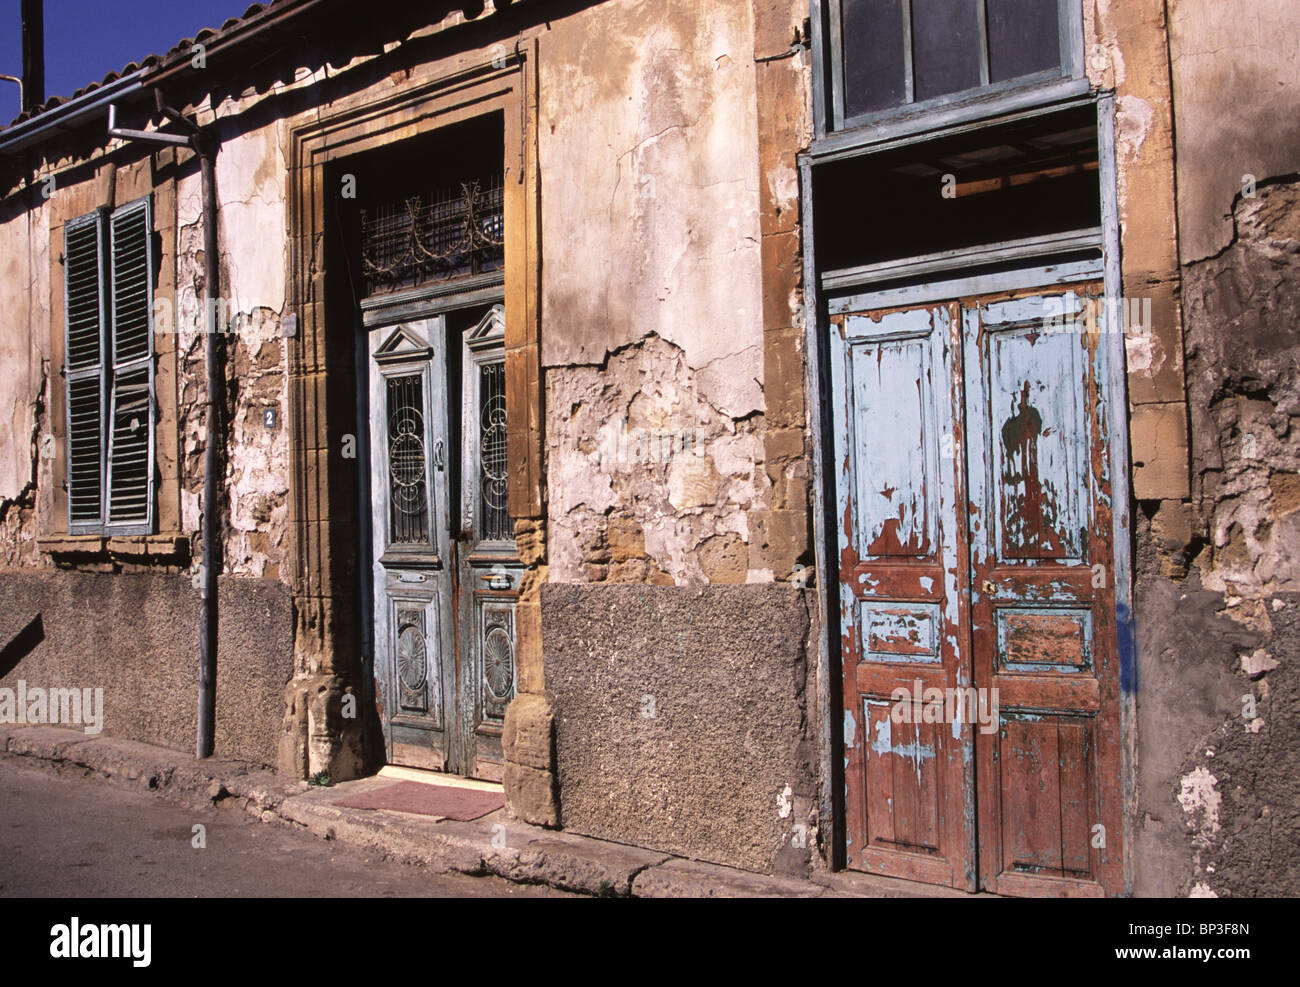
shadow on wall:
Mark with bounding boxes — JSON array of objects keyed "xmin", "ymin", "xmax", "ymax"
[{"xmin": 0, "ymin": 612, "xmax": 44, "ymax": 677}]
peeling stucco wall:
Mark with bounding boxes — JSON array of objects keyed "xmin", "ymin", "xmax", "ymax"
[
  {"xmin": 0, "ymin": 0, "xmax": 1293, "ymax": 895},
  {"xmin": 539, "ymin": 0, "xmax": 765, "ymax": 420},
  {"xmin": 546, "ymin": 333, "xmax": 770, "ymax": 585},
  {"xmin": 539, "ymin": 0, "xmax": 789, "ymax": 593},
  {"xmin": 0, "ymin": 193, "xmax": 52, "ymax": 571},
  {"xmin": 1135, "ymin": 180, "xmax": 1300, "ymax": 897},
  {"xmin": 174, "ymin": 121, "xmax": 291, "ymax": 581}
]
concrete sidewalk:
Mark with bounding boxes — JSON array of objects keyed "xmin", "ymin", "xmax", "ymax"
[{"xmin": 0, "ymin": 725, "xmax": 966, "ymax": 898}]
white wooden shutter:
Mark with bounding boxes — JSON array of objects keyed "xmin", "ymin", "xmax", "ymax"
[
  {"xmin": 64, "ymin": 210, "xmax": 108, "ymax": 533},
  {"xmin": 105, "ymin": 197, "xmax": 156, "ymax": 533}
]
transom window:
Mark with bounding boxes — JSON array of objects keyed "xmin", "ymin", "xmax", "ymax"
[
  {"xmin": 825, "ymin": 0, "xmax": 1083, "ymax": 130},
  {"xmin": 352, "ymin": 113, "xmax": 505, "ymax": 296}
]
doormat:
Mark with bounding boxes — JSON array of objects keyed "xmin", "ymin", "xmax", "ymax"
[{"xmin": 331, "ymin": 781, "xmax": 505, "ymax": 821}]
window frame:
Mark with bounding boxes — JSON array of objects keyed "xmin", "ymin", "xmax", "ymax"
[
  {"xmin": 63, "ymin": 194, "xmax": 157, "ymax": 537},
  {"xmin": 812, "ymin": 0, "xmax": 1086, "ymax": 142}
]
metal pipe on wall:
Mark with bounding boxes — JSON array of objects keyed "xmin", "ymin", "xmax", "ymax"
[
  {"xmin": 109, "ymin": 94, "xmax": 222, "ymax": 757},
  {"xmin": 20, "ymin": 0, "xmax": 44, "ymax": 115},
  {"xmin": 196, "ymin": 141, "xmax": 222, "ymax": 758}
]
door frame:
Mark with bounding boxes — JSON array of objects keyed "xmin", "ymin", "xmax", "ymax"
[{"xmin": 800, "ymin": 92, "xmax": 1135, "ymax": 893}]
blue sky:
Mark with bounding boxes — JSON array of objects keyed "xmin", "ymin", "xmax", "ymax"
[{"xmin": 1, "ymin": 0, "xmax": 247, "ymax": 120}]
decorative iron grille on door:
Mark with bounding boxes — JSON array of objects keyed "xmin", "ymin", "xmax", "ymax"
[
  {"xmin": 477, "ymin": 359, "xmax": 511, "ymax": 542},
  {"xmin": 385, "ymin": 373, "xmax": 431, "ymax": 544}
]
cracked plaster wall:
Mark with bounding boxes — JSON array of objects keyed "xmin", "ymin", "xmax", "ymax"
[
  {"xmin": 173, "ymin": 121, "xmax": 291, "ymax": 581},
  {"xmin": 0, "ymin": 192, "xmax": 52, "ymax": 571},
  {"xmin": 547, "ymin": 334, "xmax": 770, "ymax": 585},
  {"xmin": 539, "ymin": 0, "xmax": 778, "ymax": 586},
  {"xmin": 538, "ymin": 0, "xmax": 764, "ymax": 416}
]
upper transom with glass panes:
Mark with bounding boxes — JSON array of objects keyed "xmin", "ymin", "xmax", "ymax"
[{"xmin": 822, "ymin": 0, "xmax": 1084, "ymax": 132}]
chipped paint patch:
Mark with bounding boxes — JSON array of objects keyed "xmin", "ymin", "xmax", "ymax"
[
  {"xmin": 1115, "ymin": 95, "xmax": 1155, "ymax": 210},
  {"xmin": 870, "ymin": 714, "xmax": 891, "ymax": 759},
  {"xmin": 1241, "ymin": 648, "xmax": 1280, "ymax": 677},
  {"xmin": 776, "ymin": 784, "xmax": 793, "ymax": 819},
  {"xmin": 1177, "ymin": 766, "xmax": 1222, "ymax": 847}
]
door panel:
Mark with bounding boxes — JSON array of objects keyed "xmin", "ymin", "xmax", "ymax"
[
  {"xmin": 369, "ymin": 319, "xmax": 456, "ymax": 771},
  {"xmin": 832, "ymin": 277, "xmax": 1124, "ymax": 896},
  {"xmin": 964, "ymin": 284, "xmax": 1122, "ymax": 897},
  {"xmin": 456, "ymin": 305, "xmax": 520, "ymax": 781},
  {"xmin": 830, "ymin": 302, "xmax": 975, "ymax": 890}
]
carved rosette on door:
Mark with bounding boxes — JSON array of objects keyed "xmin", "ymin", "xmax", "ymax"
[
  {"xmin": 396, "ymin": 608, "xmax": 433, "ymax": 717},
  {"xmin": 479, "ymin": 604, "xmax": 515, "ymax": 722}
]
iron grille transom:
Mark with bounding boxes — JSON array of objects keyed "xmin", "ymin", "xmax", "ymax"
[{"xmin": 361, "ymin": 178, "xmax": 504, "ymax": 295}]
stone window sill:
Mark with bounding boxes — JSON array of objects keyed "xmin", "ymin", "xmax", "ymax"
[{"xmin": 38, "ymin": 533, "xmax": 190, "ymax": 562}]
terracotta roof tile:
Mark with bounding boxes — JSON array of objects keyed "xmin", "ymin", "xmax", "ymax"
[{"xmin": 4, "ymin": 0, "xmax": 296, "ymax": 127}]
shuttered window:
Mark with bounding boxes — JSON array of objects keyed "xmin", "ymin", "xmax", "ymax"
[
  {"xmin": 64, "ymin": 211, "xmax": 108, "ymax": 531},
  {"xmin": 64, "ymin": 197, "xmax": 156, "ymax": 535}
]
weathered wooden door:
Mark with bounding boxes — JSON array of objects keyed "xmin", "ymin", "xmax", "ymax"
[
  {"xmin": 963, "ymin": 286, "xmax": 1122, "ymax": 896},
  {"xmin": 369, "ymin": 317, "xmax": 458, "ymax": 771},
  {"xmin": 368, "ymin": 306, "xmax": 519, "ymax": 780},
  {"xmin": 453, "ymin": 304, "xmax": 521, "ymax": 782},
  {"xmin": 831, "ymin": 280, "xmax": 1123, "ymax": 896}
]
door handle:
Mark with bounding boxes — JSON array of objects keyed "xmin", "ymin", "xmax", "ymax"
[{"xmin": 432, "ymin": 439, "xmax": 444, "ymax": 470}]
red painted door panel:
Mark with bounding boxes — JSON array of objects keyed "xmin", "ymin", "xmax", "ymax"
[
  {"xmin": 964, "ymin": 284, "xmax": 1123, "ymax": 896},
  {"xmin": 830, "ymin": 302, "xmax": 976, "ymax": 890}
]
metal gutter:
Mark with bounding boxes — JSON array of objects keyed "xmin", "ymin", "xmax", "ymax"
[{"xmin": 0, "ymin": 71, "xmax": 147, "ymax": 156}]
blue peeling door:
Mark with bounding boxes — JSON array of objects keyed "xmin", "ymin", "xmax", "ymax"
[
  {"xmin": 830, "ymin": 301, "xmax": 976, "ymax": 890},
  {"xmin": 963, "ymin": 285, "xmax": 1123, "ymax": 897},
  {"xmin": 833, "ymin": 281, "xmax": 1124, "ymax": 896}
]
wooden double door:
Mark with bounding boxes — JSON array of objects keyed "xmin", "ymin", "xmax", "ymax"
[
  {"xmin": 830, "ymin": 278, "xmax": 1123, "ymax": 896},
  {"xmin": 367, "ymin": 303, "xmax": 520, "ymax": 781}
]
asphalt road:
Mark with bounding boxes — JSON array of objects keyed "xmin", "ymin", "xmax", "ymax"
[{"xmin": 0, "ymin": 761, "xmax": 569, "ymax": 897}]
